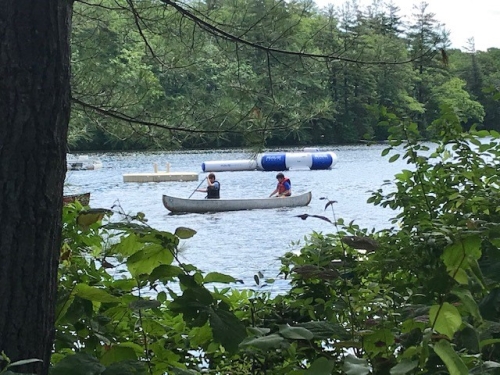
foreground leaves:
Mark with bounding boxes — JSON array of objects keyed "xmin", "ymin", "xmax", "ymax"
[{"xmin": 54, "ymin": 125, "xmax": 500, "ymax": 374}]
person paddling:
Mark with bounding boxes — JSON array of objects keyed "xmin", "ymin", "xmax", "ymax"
[
  {"xmin": 196, "ymin": 173, "xmax": 220, "ymax": 199},
  {"xmin": 269, "ymin": 172, "xmax": 291, "ymax": 197}
]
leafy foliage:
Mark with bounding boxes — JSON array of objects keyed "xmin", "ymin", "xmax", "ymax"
[
  {"xmin": 49, "ymin": 105, "xmax": 500, "ymax": 374},
  {"xmin": 68, "ymin": 0, "xmax": 500, "ymax": 150}
]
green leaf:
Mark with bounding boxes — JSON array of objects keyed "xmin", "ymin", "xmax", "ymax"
[
  {"xmin": 433, "ymin": 339, "xmax": 468, "ymax": 375},
  {"xmin": 451, "ymin": 268, "xmax": 468, "ymax": 285},
  {"xmin": 209, "ymin": 307, "xmax": 247, "ymax": 352},
  {"xmin": 149, "ymin": 265, "xmax": 183, "ymax": 283},
  {"xmin": 305, "ymin": 357, "xmax": 335, "ymax": 375},
  {"xmin": 343, "ymin": 355, "xmax": 370, "ymax": 375},
  {"xmin": 442, "ymin": 236, "xmax": 481, "ymax": 279},
  {"xmin": 141, "ymin": 319, "xmax": 167, "ymax": 336},
  {"xmin": 109, "ymin": 234, "xmax": 143, "ymax": 257},
  {"xmin": 451, "ymin": 288, "xmax": 482, "ymax": 323},
  {"xmin": 468, "ymin": 259, "xmax": 487, "ymax": 290},
  {"xmin": 126, "ymin": 243, "xmax": 174, "ymax": 277},
  {"xmin": 240, "ymin": 334, "xmax": 284, "ymax": 350},
  {"xmin": 390, "ymin": 359, "xmax": 418, "ymax": 374},
  {"xmin": 75, "ymin": 284, "xmax": 119, "ymax": 303},
  {"xmin": 175, "ymin": 226, "xmax": 197, "ymax": 239},
  {"xmin": 77, "ymin": 209, "xmax": 112, "ymax": 228},
  {"xmin": 110, "ymin": 279, "xmax": 137, "ymax": 292},
  {"xmin": 247, "ymin": 327, "xmax": 271, "ymax": 336},
  {"xmin": 204, "ymin": 272, "xmax": 238, "ymax": 284},
  {"xmin": 388, "ymin": 154, "xmax": 400, "ymax": 163},
  {"xmin": 115, "ymin": 342, "xmax": 145, "ymax": 356},
  {"xmin": 100, "ymin": 346, "xmax": 137, "ymax": 366},
  {"xmin": 279, "ymin": 325, "xmax": 314, "ymax": 340},
  {"xmin": 459, "ymin": 325, "xmax": 480, "ymax": 353},
  {"xmin": 480, "ymin": 338, "xmax": 500, "ymax": 349},
  {"xmin": 50, "ymin": 353, "xmax": 105, "ymax": 375},
  {"xmin": 381, "ymin": 148, "xmax": 391, "ymax": 157},
  {"xmin": 429, "ymin": 303, "xmax": 462, "ymax": 339},
  {"xmin": 395, "ymin": 170, "xmax": 413, "ymax": 182},
  {"xmin": 298, "ymin": 321, "xmax": 349, "ymax": 340},
  {"xmin": 363, "ymin": 329, "xmax": 395, "ymax": 354},
  {"xmin": 169, "ymin": 287, "xmax": 213, "ymax": 325},
  {"xmin": 55, "ymin": 290, "xmax": 76, "ymax": 324}
]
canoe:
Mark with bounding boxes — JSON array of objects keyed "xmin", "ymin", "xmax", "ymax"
[
  {"xmin": 67, "ymin": 155, "xmax": 103, "ymax": 171},
  {"xmin": 63, "ymin": 192, "xmax": 91, "ymax": 206},
  {"xmin": 162, "ymin": 191, "xmax": 312, "ymax": 213}
]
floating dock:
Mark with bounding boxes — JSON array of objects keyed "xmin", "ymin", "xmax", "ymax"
[
  {"xmin": 123, "ymin": 163, "xmax": 198, "ymax": 182},
  {"xmin": 123, "ymin": 172, "xmax": 198, "ymax": 183}
]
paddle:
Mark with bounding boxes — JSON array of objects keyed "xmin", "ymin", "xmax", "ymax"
[{"xmin": 188, "ymin": 177, "xmax": 206, "ymax": 198}]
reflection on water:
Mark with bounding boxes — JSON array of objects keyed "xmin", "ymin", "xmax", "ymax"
[{"xmin": 65, "ymin": 145, "xmax": 406, "ymax": 292}]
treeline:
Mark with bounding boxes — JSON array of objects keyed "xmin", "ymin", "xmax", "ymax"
[{"xmin": 69, "ymin": 0, "xmax": 500, "ymax": 151}]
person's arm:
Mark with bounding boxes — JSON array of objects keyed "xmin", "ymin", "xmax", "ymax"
[
  {"xmin": 278, "ymin": 181, "xmax": 291, "ymax": 197},
  {"xmin": 199, "ymin": 176, "xmax": 213, "ymax": 192},
  {"xmin": 269, "ymin": 187, "xmax": 278, "ymax": 197}
]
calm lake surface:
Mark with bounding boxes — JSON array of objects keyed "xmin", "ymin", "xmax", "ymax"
[{"xmin": 65, "ymin": 144, "xmax": 407, "ymax": 292}]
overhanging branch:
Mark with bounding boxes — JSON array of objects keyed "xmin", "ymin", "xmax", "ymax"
[{"xmin": 161, "ymin": 0, "xmax": 437, "ymax": 65}]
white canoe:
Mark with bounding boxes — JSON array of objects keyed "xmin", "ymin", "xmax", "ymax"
[{"xmin": 162, "ymin": 191, "xmax": 312, "ymax": 213}]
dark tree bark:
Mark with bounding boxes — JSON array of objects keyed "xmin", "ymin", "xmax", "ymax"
[{"xmin": 0, "ymin": 1, "xmax": 72, "ymax": 374}]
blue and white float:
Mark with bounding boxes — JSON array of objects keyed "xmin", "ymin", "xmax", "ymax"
[
  {"xmin": 256, "ymin": 151, "xmax": 337, "ymax": 171},
  {"xmin": 201, "ymin": 149, "xmax": 338, "ymax": 172}
]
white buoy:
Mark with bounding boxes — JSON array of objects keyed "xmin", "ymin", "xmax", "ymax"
[{"xmin": 201, "ymin": 159, "xmax": 257, "ymax": 172}]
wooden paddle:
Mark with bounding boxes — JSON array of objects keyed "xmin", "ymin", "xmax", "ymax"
[{"xmin": 188, "ymin": 177, "xmax": 206, "ymax": 198}]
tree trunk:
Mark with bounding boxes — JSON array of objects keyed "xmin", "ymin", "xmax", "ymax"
[{"xmin": 0, "ymin": 1, "xmax": 72, "ymax": 374}]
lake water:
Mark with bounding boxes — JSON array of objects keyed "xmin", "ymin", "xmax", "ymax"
[{"xmin": 65, "ymin": 144, "xmax": 407, "ymax": 292}]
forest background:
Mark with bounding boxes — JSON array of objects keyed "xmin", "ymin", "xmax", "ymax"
[{"xmin": 70, "ymin": 0, "xmax": 500, "ymax": 151}]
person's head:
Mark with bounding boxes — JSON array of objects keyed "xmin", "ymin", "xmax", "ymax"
[
  {"xmin": 208, "ymin": 173, "xmax": 216, "ymax": 181},
  {"xmin": 276, "ymin": 172, "xmax": 284, "ymax": 181}
]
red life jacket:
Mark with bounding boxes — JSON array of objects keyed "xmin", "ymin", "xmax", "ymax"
[{"xmin": 278, "ymin": 177, "xmax": 291, "ymax": 194}]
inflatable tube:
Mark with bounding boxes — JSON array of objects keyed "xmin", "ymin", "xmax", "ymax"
[
  {"xmin": 257, "ymin": 151, "xmax": 338, "ymax": 171},
  {"xmin": 257, "ymin": 153, "xmax": 287, "ymax": 171},
  {"xmin": 201, "ymin": 159, "xmax": 257, "ymax": 172},
  {"xmin": 285, "ymin": 152, "xmax": 313, "ymax": 169},
  {"xmin": 311, "ymin": 152, "xmax": 338, "ymax": 170},
  {"xmin": 201, "ymin": 151, "xmax": 338, "ymax": 172}
]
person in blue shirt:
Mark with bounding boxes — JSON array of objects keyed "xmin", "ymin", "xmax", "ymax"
[
  {"xmin": 269, "ymin": 172, "xmax": 291, "ymax": 197},
  {"xmin": 196, "ymin": 173, "xmax": 220, "ymax": 199}
]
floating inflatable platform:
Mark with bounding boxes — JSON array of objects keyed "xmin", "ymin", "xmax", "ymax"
[
  {"xmin": 257, "ymin": 151, "xmax": 338, "ymax": 171},
  {"xmin": 201, "ymin": 150, "xmax": 338, "ymax": 172}
]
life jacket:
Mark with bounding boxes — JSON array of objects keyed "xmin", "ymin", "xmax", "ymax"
[
  {"xmin": 278, "ymin": 177, "xmax": 291, "ymax": 195},
  {"xmin": 206, "ymin": 181, "xmax": 220, "ymax": 199}
]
